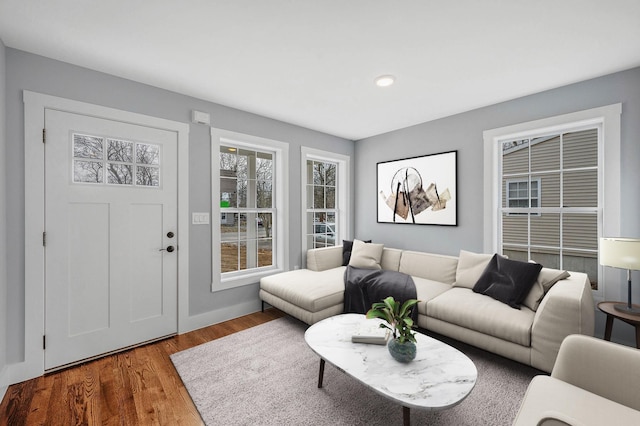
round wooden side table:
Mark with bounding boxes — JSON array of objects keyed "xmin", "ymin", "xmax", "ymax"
[{"xmin": 597, "ymin": 301, "xmax": 640, "ymax": 349}]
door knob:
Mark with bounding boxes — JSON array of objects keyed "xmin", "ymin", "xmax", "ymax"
[{"xmin": 159, "ymin": 246, "xmax": 175, "ymax": 252}]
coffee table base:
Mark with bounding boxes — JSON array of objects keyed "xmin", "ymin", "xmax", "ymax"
[
  {"xmin": 317, "ymin": 359, "xmax": 325, "ymax": 388},
  {"xmin": 316, "ymin": 358, "xmax": 413, "ymax": 425},
  {"xmin": 403, "ymin": 406, "xmax": 410, "ymax": 426}
]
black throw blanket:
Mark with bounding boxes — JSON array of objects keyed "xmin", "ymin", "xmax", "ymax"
[{"xmin": 343, "ymin": 266, "xmax": 418, "ymax": 322}]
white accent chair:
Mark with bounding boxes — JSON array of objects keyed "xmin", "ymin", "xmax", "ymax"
[{"xmin": 513, "ymin": 334, "xmax": 640, "ymax": 425}]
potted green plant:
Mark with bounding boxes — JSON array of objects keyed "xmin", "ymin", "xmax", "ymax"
[{"xmin": 366, "ymin": 296, "xmax": 420, "ymax": 362}]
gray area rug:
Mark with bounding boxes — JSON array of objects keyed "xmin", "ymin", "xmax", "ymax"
[{"xmin": 170, "ymin": 316, "xmax": 541, "ymax": 425}]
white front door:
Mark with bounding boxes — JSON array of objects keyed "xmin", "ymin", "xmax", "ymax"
[{"xmin": 44, "ymin": 109, "xmax": 178, "ymax": 370}]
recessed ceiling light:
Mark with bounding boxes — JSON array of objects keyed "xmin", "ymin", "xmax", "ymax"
[{"xmin": 374, "ymin": 75, "xmax": 395, "ymax": 87}]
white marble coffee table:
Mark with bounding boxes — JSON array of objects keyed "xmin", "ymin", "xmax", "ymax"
[{"xmin": 304, "ymin": 313, "xmax": 477, "ymax": 425}]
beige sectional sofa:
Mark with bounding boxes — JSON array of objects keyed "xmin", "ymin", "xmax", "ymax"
[{"xmin": 259, "ymin": 245, "xmax": 595, "ymax": 373}]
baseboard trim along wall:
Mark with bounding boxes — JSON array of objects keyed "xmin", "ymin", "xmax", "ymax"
[
  {"xmin": 180, "ymin": 300, "xmax": 263, "ymax": 334},
  {"xmin": 0, "ymin": 365, "xmax": 9, "ymax": 403}
]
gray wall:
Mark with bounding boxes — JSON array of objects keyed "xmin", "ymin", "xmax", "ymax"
[
  {"xmin": 4, "ymin": 48, "xmax": 354, "ymax": 363},
  {"xmin": 3, "ymin": 43, "xmax": 639, "ymax": 369},
  {"xmin": 0, "ymin": 38, "xmax": 8, "ymax": 390},
  {"xmin": 355, "ymin": 66, "xmax": 640, "ymax": 346}
]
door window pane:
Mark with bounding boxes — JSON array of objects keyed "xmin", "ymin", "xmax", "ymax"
[
  {"xmin": 136, "ymin": 143, "xmax": 160, "ymax": 165},
  {"xmin": 72, "ymin": 133, "xmax": 161, "ymax": 188},
  {"xmin": 107, "ymin": 139, "xmax": 133, "ymax": 162},
  {"xmin": 74, "ymin": 160, "xmax": 103, "ymax": 183},
  {"xmin": 136, "ymin": 166, "xmax": 159, "ymax": 187},
  {"xmin": 74, "ymin": 134, "xmax": 103, "ymax": 159},
  {"xmin": 107, "ymin": 164, "xmax": 133, "ymax": 185}
]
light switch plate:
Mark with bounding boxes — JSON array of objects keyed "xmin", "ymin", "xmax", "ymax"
[{"xmin": 192, "ymin": 212, "xmax": 210, "ymax": 225}]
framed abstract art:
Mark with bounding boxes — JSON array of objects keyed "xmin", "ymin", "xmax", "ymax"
[{"xmin": 377, "ymin": 150, "xmax": 457, "ymax": 226}]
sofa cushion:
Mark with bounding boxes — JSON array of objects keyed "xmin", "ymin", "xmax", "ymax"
[
  {"xmin": 413, "ymin": 276, "xmax": 451, "ymax": 316},
  {"xmin": 260, "ymin": 267, "xmax": 346, "ymax": 312},
  {"xmin": 473, "ymin": 254, "xmax": 543, "ymax": 309},
  {"xmin": 453, "ymin": 250, "xmax": 494, "ymax": 289},
  {"xmin": 342, "ymin": 239, "xmax": 371, "ymax": 266},
  {"xmin": 427, "ymin": 287, "xmax": 535, "ymax": 346},
  {"xmin": 380, "ymin": 248, "xmax": 402, "ymax": 272},
  {"xmin": 349, "ymin": 239, "xmax": 384, "ymax": 269},
  {"xmin": 523, "ymin": 267, "xmax": 571, "ymax": 311},
  {"xmin": 399, "ymin": 251, "xmax": 458, "ymax": 284}
]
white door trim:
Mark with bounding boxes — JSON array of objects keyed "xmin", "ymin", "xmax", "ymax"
[{"xmin": 14, "ymin": 91, "xmax": 190, "ymax": 383}]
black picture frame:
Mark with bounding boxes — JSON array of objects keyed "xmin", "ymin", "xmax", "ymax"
[{"xmin": 376, "ymin": 150, "xmax": 457, "ymax": 226}]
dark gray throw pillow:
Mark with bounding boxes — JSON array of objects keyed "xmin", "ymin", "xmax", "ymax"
[
  {"xmin": 472, "ymin": 254, "xmax": 543, "ymax": 309},
  {"xmin": 342, "ymin": 239, "xmax": 372, "ymax": 266}
]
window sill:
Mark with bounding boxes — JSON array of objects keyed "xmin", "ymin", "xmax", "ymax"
[{"xmin": 212, "ymin": 267, "xmax": 284, "ymax": 292}]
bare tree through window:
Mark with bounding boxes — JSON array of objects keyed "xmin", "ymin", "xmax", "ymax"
[
  {"xmin": 72, "ymin": 133, "xmax": 160, "ymax": 187},
  {"xmin": 306, "ymin": 160, "xmax": 337, "ymax": 249},
  {"xmin": 219, "ymin": 145, "xmax": 274, "ymax": 273}
]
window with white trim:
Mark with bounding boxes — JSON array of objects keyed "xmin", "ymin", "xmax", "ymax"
[
  {"xmin": 219, "ymin": 145, "xmax": 274, "ymax": 272},
  {"xmin": 302, "ymin": 148, "xmax": 350, "ymax": 253},
  {"xmin": 484, "ymin": 104, "xmax": 624, "ymax": 296},
  {"xmin": 212, "ymin": 129, "xmax": 289, "ymax": 291},
  {"xmin": 499, "ymin": 128, "xmax": 600, "ymax": 289},
  {"xmin": 306, "ymin": 159, "xmax": 337, "ymax": 248}
]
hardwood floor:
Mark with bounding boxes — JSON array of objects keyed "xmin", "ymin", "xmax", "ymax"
[{"xmin": 0, "ymin": 309, "xmax": 285, "ymax": 425}]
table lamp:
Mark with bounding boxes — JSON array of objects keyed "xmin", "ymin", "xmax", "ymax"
[{"xmin": 600, "ymin": 237, "xmax": 640, "ymax": 315}]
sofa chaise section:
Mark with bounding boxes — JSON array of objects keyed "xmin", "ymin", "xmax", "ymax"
[{"xmin": 259, "ymin": 266, "xmax": 346, "ymax": 325}]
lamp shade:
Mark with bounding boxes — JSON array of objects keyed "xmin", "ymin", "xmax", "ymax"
[{"xmin": 600, "ymin": 238, "xmax": 640, "ymax": 270}]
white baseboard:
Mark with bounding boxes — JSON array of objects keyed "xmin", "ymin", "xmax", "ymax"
[
  {"xmin": 0, "ymin": 365, "xmax": 8, "ymax": 404},
  {"xmin": 179, "ymin": 300, "xmax": 262, "ymax": 334}
]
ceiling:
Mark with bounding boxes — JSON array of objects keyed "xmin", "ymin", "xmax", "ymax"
[{"xmin": 1, "ymin": 1, "xmax": 639, "ymax": 141}]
